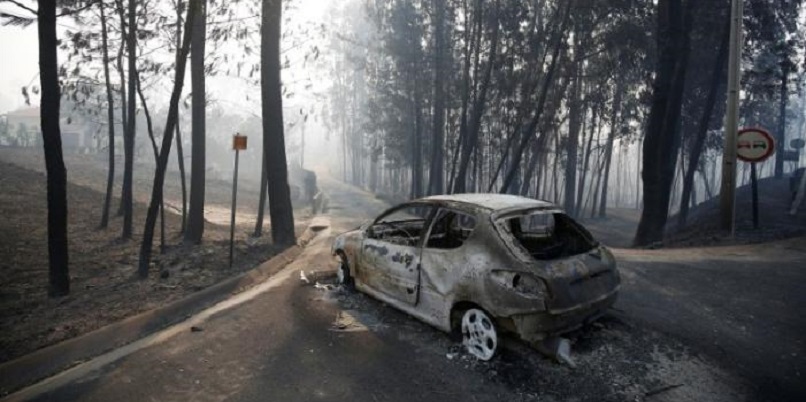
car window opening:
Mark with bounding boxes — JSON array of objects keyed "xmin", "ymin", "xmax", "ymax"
[
  {"xmin": 426, "ymin": 210, "xmax": 476, "ymax": 249},
  {"xmin": 504, "ymin": 212, "xmax": 597, "ymax": 260},
  {"xmin": 368, "ymin": 205, "xmax": 434, "ymax": 247}
]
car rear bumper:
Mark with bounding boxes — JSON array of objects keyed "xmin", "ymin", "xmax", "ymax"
[{"xmin": 508, "ymin": 288, "xmax": 619, "ymax": 343}]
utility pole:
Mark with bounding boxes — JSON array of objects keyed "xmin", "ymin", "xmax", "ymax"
[{"xmin": 719, "ymin": 0, "xmax": 743, "ymax": 234}]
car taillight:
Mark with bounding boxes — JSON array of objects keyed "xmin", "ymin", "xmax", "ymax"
[{"xmin": 490, "ymin": 270, "xmax": 547, "ymax": 299}]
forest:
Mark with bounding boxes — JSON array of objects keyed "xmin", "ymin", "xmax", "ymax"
[{"xmin": 0, "ymin": 0, "xmax": 805, "ymax": 297}]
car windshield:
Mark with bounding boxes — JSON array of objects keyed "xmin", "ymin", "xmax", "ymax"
[{"xmin": 497, "ymin": 210, "xmax": 598, "ymax": 261}]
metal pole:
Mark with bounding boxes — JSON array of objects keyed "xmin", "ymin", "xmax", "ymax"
[
  {"xmin": 229, "ymin": 149, "xmax": 240, "ymax": 267},
  {"xmin": 719, "ymin": 0, "xmax": 743, "ymax": 235},
  {"xmin": 751, "ymin": 162, "xmax": 759, "ymax": 229}
]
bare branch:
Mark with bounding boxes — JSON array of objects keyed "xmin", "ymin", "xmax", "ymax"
[
  {"xmin": 0, "ymin": 0, "xmax": 37, "ymax": 15},
  {"xmin": 57, "ymin": 0, "xmax": 101, "ymax": 17}
]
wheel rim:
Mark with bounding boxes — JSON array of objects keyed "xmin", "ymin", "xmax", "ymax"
[{"xmin": 461, "ymin": 308, "xmax": 497, "ymax": 361}]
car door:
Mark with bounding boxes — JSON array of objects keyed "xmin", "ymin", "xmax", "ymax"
[
  {"xmin": 360, "ymin": 203, "xmax": 435, "ymax": 305},
  {"xmin": 419, "ymin": 208, "xmax": 479, "ymax": 298}
]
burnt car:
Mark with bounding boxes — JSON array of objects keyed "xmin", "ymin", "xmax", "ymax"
[{"xmin": 331, "ymin": 194, "xmax": 620, "ymax": 360}]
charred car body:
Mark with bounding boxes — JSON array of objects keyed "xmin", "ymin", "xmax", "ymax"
[{"xmin": 331, "ymin": 194, "xmax": 620, "ymax": 360}]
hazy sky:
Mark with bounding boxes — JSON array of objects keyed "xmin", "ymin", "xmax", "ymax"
[
  {"xmin": 0, "ymin": 0, "xmax": 331, "ymax": 114},
  {"xmin": 0, "ymin": 21, "xmax": 38, "ymax": 113}
]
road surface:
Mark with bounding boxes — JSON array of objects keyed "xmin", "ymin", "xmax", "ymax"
[{"xmin": 8, "ymin": 178, "xmax": 805, "ymax": 402}]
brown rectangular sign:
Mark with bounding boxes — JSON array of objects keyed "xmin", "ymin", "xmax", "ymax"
[{"xmin": 232, "ymin": 134, "xmax": 247, "ymax": 151}]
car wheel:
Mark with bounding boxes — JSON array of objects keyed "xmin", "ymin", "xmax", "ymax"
[
  {"xmin": 461, "ymin": 308, "xmax": 498, "ymax": 361},
  {"xmin": 336, "ymin": 252, "xmax": 354, "ymax": 288}
]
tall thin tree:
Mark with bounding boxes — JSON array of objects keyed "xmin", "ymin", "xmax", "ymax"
[
  {"xmin": 139, "ymin": 0, "xmax": 198, "ymax": 278},
  {"xmin": 261, "ymin": 0, "xmax": 296, "ymax": 246},
  {"xmin": 38, "ymin": 0, "xmax": 70, "ymax": 296},
  {"xmin": 121, "ymin": 0, "xmax": 137, "ymax": 239},
  {"xmin": 99, "ymin": 0, "xmax": 116, "ymax": 229},
  {"xmin": 185, "ymin": 0, "xmax": 207, "ymax": 244}
]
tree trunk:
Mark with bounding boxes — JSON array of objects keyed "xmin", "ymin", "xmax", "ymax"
[
  {"xmin": 575, "ymin": 101, "xmax": 595, "ymax": 217},
  {"xmin": 185, "ymin": 0, "xmax": 207, "ymax": 244},
  {"xmin": 114, "ymin": 0, "xmax": 127, "ymax": 217},
  {"xmin": 38, "ymin": 0, "xmax": 70, "ymax": 296},
  {"xmin": 678, "ymin": 18, "xmax": 729, "ymax": 226},
  {"xmin": 499, "ymin": 0, "xmax": 572, "ymax": 193},
  {"xmin": 121, "ymin": 0, "xmax": 137, "ymax": 239},
  {"xmin": 139, "ymin": 0, "xmax": 198, "ymax": 278},
  {"xmin": 775, "ymin": 61, "xmax": 789, "ymax": 178},
  {"xmin": 175, "ymin": 0, "xmax": 188, "ymax": 233},
  {"xmin": 253, "ymin": 149, "xmax": 268, "ymax": 237},
  {"xmin": 564, "ymin": 56, "xmax": 582, "ymax": 215},
  {"xmin": 599, "ymin": 74, "xmax": 623, "ymax": 218},
  {"xmin": 99, "ymin": 1, "xmax": 115, "ymax": 229},
  {"xmin": 634, "ymin": 0, "xmax": 693, "ymax": 246},
  {"xmin": 453, "ymin": 0, "xmax": 499, "ymax": 194},
  {"xmin": 428, "ymin": 0, "xmax": 446, "ymax": 195},
  {"xmin": 411, "ymin": 80, "xmax": 424, "ymax": 199},
  {"xmin": 136, "ymin": 73, "xmax": 166, "ymax": 253},
  {"xmin": 262, "ymin": 0, "xmax": 296, "ymax": 246}
]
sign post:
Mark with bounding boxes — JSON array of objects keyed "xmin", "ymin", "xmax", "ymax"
[
  {"xmin": 737, "ymin": 127, "xmax": 775, "ymax": 229},
  {"xmin": 719, "ymin": 0, "xmax": 743, "ymax": 234},
  {"xmin": 230, "ymin": 133, "xmax": 247, "ymax": 267}
]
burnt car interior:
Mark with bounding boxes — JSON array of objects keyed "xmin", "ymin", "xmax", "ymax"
[
  {"xmin": 426, "ymin": 209, "xmax": 477, "ymax": 249},
  {"xmin": 368, "ymin": 205, "xmax": 434, "ymax": 246},
  {"xmin": 504, "ymin": 212, "xmax": 597, "ymax": 260}
]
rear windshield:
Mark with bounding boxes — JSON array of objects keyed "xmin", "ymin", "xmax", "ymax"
[{"xmin": 497, "ymin": 211, "xmax": 597, "ymax": 260}]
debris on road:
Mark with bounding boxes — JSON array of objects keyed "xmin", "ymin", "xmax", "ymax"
[
  {"xmin": 190, "ymin": 326, "xmax": 204, "ymax": 333},
  {"xmin": 533, "ymin": 337, "xmax": 576, "ymax": 367},
  {"xmin": 299, "ymin": 270, "xmax": 310, "ymax": 284}
]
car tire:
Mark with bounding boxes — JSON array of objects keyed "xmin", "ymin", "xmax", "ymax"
[
  {"xmin": 336, "ymin": 252, "xmax": 354, "ymax": 289},
  {"xmin": 461, "ymin": 308, "xmax": 498, "ymax": 361}
]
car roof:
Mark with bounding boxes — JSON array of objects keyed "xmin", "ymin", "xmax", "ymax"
[{"xmin": 417, "ymin": 193, "xmax": 557, "ymax": 212}]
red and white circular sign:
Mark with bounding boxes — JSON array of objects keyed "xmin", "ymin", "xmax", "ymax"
[{"xmin": 737, "ymin": 128, "xmax": 775, "ymax": 163}]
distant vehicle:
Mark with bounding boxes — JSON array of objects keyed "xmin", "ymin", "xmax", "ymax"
[{"xmin": 331, "ymin": 194, "xmax": 620, "ymax": 360}]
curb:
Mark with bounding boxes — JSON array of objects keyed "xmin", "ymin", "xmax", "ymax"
[{"xmin": 0, "ymin": 223, "xmax": 321, "ymax": 397}]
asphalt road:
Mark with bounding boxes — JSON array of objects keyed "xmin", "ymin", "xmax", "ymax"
[{"xmin": 9, "ymin": 179, "xmax": 806, "ymax": 402}]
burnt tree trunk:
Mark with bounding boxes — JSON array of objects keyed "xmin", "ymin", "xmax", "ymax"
[
  {"xmin": 254, "ymin": 150, "xmax": 268, "ymax": 237},
  {"xmin": 136, "ymin": 73, "xmax": 166, "ymax": 253},
  {"xmin": 175, "ymin": 0, "xmax": 188, "ymax": 233},
  {"xmin": 678, "ymin": 19, "xmax": 729, "ymax": 226},
  {"xmin": 139, "ymin": 0, "xmax": 198, "ymax": 278},
  {"xmin": 634, "ymin": 0, "xmax": 693, "ymax": 246},
  {"xmin": 599, "ymin": 74, "xmax": 623, "ymax": 218},
  {"xmin": 114, "ymin": 0, "xmax": 127, "ymax": 217},
  {"xmin": 453, "ymin": 0, "xmax": 499, "ymax": 194},
  {"xmin": 428, "ymin": 0, "xmax": 446, "ymax": 195},
  {"xmin": 99, "ymin": 1, "xmax": 115, "ymax": 229},
  {"xmin": 261, "ymin": 0, "xmax": 296, "ymax": 246},
  {"xmin": 185, "ymin": 0, "xmax": 207, "ymax": 244},
  {"xmin": 775, "ymin": 61, "xmax": 789, "ymax": 178},
  {"xmin": 121, "ymin": 0, "xmax": 137, "ymax": 239},
  {"xmin": 499, "ymin": 0, "xmax": 572, "ymax": 193},
  {"xmin": 39, "ymin": 0, "xmax": 70, "ymax": 296},
  {"xmin": 564, "ymin": 54, "xmax": 583, "ymax": 216}
]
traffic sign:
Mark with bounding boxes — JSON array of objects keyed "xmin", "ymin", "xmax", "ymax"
[{"xmin": 737, "ymin": 128, "xmax": 775, "ymax": 163}]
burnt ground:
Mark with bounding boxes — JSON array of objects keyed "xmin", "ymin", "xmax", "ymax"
[
  {"xmin": 578, "ymin": 176, "xmax": 806, "ymax": 249},
  {"xmin": 0, "ymin": 147, "xmax": 310, "ymax": 364},
  {"xmin": 665, "ymin": 176, "xmax": 806, "ymax": 247}
]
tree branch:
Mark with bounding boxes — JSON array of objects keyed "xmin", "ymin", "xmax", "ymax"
[
  {"xmin": 57, "ymin": 0, "xmax": 101, "ymax": 17},
  {"xmin": 0, "ymin": 0, "xmax": 37, "ymax": 15}
]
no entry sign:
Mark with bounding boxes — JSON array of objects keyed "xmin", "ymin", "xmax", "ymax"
[{"xmin": 737, "ymin": 128, "xmax": 775, "ymax": 163}]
